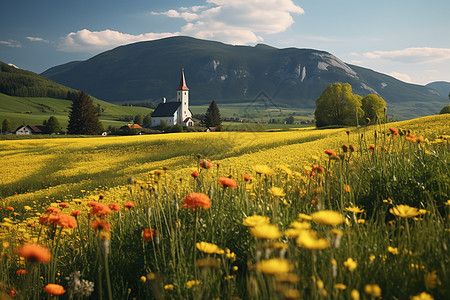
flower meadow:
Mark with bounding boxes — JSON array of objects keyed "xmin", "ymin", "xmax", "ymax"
[{"xmin": 0, "ymin": 114, "xmax": 449, "ymax": 299}]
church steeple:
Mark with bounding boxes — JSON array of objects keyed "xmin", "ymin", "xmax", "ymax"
[{"xmin": 177, "ymin": 68, "xmax": 189, "ymax": 91}]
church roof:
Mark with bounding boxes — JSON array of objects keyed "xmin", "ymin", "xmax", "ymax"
[
  {"xmin": 177, "ymin": 69, "xmax": 189, "ymax": 91},
  {"xmin": 151, "ymin": 102, "xmax": 181, "ymax": 117}
]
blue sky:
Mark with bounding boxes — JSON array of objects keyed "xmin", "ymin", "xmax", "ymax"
[{"xmin": 1, "ymin": 0, "xmax": 449, "ymax": 85}]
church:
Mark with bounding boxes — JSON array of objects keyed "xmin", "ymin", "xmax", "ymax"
[{"xmin": 151, "ymin": 69, "xmax": 194, "ymax": 127}]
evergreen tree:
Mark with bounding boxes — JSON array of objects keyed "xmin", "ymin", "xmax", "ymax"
[
  {"xmin": 67, "ymin": 91, "xmax": 103, "ymax": 135},
  {"xmin": 205, "ymin": 100, "xmax": 222, "ymax": 128},
  {"xmin": 46, "ymin": 116, "xmax": 62, "ymax": 134},
  {"xmin": 2, "ymin": 118, "xmax": 12, "ymax": 133}
]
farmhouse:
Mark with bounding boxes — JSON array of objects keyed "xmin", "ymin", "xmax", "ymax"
[
  {"xmin": 151, "ymin": 69, "xmax": 194, "ymax": 127},
  {"xmin": 15, "ymin": 125, "xmax": 48, "ymax": 135}
]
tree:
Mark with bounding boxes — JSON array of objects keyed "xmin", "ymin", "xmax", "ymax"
[
  {"xmin": 361, "ymin": 94, "xmax": 387, "ymax": 123},
  {"xmin": 440, "ymin": 105, "xmax": 450, "ymax": 114},
  {"xmin": 2, "ymin": 118, "xmax": 12, "ymax": 133},
  {"xmin": 143, "ymin": 114, "xmax": 152, "ymax": 126},
  {"xmin": 134, "ymin": 114, "xmax": 144, "ymax": 125},
  {"xmin": 45, "ymin": 116, "xmax": 62, "ymax": 134},
  {"xmin": 285, "ymin": 116, "xmax": 295, "ymax": 124},
  {"xmin": 205, "ymin": 100, "xmax": 222, "ymax": 128},
  {"xmin": 314, "ymin": 83, "xmax": 363, "ymax": 127},
  {"xmin": 67, "ymin": 91, "xmax": 103, "ymax": 135}
]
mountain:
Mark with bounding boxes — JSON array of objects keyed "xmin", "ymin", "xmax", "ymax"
[
  {"xmin": 41, "ymin": 36, "xmax": 446, "ymax": 111},
  {"xmin": 426, "ymin": 81, "xmax": 450, "ymax": 98}
]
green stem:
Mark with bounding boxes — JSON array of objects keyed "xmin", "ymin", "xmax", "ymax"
[{"xmin": 193, "ymin": 209, "xmax": 199, "ymax": 280}]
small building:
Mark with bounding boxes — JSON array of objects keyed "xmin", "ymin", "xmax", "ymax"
[
  {"xmin": 151, "ymin": 69, "xmax": 194, "ymax": 127},
  {"xmin": 15, "ymin": 125, "xmax": 48, "ymax": 135}
]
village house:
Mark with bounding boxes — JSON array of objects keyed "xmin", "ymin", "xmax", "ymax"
[
  {"xmin": 15, "ymin": 125, "xmax": 48, "ymax": 135},
  {"xmin": 151, "ymin": 69, "xmax": 194, "ymax": 127}
]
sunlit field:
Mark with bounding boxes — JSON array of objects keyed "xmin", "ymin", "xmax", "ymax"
[{"xmin": 0, "ymin": 114, "xmax": 449, "ymax": 299}]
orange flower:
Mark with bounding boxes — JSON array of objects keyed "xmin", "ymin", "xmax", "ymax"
[
  {"xmin": 90, "ymin": 203, "xmax": 111, "ymax": 216},
  {"xmin": 389, "ymin": 128, "xmax": 399, "ymax": 136},
  {"xmin": 191, "ymin": 171, "xmax": 199, "ymax": 178},
  {"xmin": 124, "ymin": 201, "xmax": 135, "ymax": 209},
  {"xmin": 44, "ymin": 284, "xmax": 66, "ymax": 296},
  {"xmin": 39, "ymin": 212, "xmax": 60, "ymax": 226},
  {"xmin": 199, "ymin": 159, "xmax": 213, "ymax": 169},
  {"xmin": 86, "ymin": 201, "xmax": 98, "ymax": 207},
  {"xmin": 6, "ymin": 206, "xmax": 14, "ymax": 211},
  {"xmin": 313, "ymin": 165, "xmax": 325, "ymax": 173},
  {"xmin": 16, "ymin": 269, "xmax": 27, "ymax": 275},
  {"xmin": 218, "ymin": 177, "xmax": 237, "ymax": 188},
  {"xmin": 59, "ymin": 202, "xmax": 69, "ymax": 208},
  {"xmin": 325, "ymin": 150, "xmax": 336, "ymax": 156},
  {"xmin": 243, "ymin": 174, "xmax": 251, "ymax": 181},
  {"xmin": 71, "ymin": 210, "xmax": 80, "ymax": 217},
  {"xmin": 182, "ymin": 193, "xmax": 211, "ymax": 210},
  {"xmin": 143, "ymin": 228, "xmax": 158, "ymax": 242},
  {"xmin": 90, "ymin": 219, "xmax": 111, "ymax": 231},
  {"xmin": 56, "ymin": 214, "xmax": 77, "ymax": 228},
  {"xmin": 46, "ymin": 207, "xmax": 61, "ymax": 214},
  {"xmin": 17, "ymin": 243, "xmax": 51, "ymax": 263},
  {"xmin": 109, "ymin": 203, "xmax": 120, "ymax": 211},
  {"xmin": 369, "ymin": 145, "xmax": 375, "ymax": 150},
  {"xmin": 344, "ymin": 185, "xmax": 351, "ymax": 193}
]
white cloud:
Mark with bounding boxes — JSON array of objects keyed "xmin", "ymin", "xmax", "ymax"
[
  {"xmin": 363, "ymin": 47, "xmax": 450, "ymax": 64},
  {"xmin": 58, "ymin": 29, "xmax": 179, "ymax": 52},
  {"xmin": 26, "ymin": 37, "xmax": 49, "ymax": 43},
  {"xmin": 389, "ymin": 72, "xmax": 412, "ymax": 83},
  {"xmin": 0, "ymin": 40, "xmax": 22, "ymax": 48}
]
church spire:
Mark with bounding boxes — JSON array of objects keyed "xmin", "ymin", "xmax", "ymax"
[{"xmin": 177, "ymin": 68, "xmax": 189, "ymax": 91}]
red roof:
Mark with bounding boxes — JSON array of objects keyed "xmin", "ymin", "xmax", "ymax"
[
  {"xmin": 127, "ymin": 124, "xmax": 142, "ymax": 129},
  {"xmin": 177, "ymin": 69, "xmax": 189, "ymax": 91}
]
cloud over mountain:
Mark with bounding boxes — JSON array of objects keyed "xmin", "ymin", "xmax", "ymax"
[{"xmin": 364, "ymin": 47, "xmax": 450, "ymax": 64}]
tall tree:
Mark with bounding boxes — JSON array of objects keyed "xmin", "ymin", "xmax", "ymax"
[
  {"xmin": 315, "ymin": 83, "xmax": 363, "ymax": 127},
  {"xmin": 134, "ymin": 114, "xmax": 144, "ymax": 125},
  {"xmin": 143, "ymin": 114, "xmax": 152, "ymax": 126},
  {"xmin": 361, "ymin": 94, "xmax": 387, "ymax": 123},
  {"xmin": 205, "ymin": 100, "xmax": 222, "ymax": 128},
  {"xmin": 45, "ymin": 116, "xmax": 62, "ymax": 134},
  {"xmin": 2, "ymin": 118, "xmax": 12, "ymax": 133},
  {"xmin": 67, "ymin": 91, "xmax": 103, "ymax": 135}
]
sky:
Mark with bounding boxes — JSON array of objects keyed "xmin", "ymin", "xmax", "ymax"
[{"xmin": 1, "ymin": 0, "xmax": 449, "ymax": 85}]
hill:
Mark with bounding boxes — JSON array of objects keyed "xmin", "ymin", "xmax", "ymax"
[
  {"xmin": 426, "ymin": 81, "xmax": 450, "ymax": 98},
  {"xmin": 41, "ymin": 36, "xmax": 446, "ymax": 119}
]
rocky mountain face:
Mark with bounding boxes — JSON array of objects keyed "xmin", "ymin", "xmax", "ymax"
[{"xmin": 42, "ymin": 36, "xmax": 445, "ymax": 110}]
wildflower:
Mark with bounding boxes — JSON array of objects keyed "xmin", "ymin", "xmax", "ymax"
[
  {"xmin": 343, "ymin": 184, "xmax": 351, "ymax": 192},
  {"xmin": 164, "ymin": 284, "xmax": 174, "ymax": 291},
  {"xmin": 311, "ymin": 210, "xmax": 344, "ymax": 226},
  {"xmin": 349, "ymin": 144, "xmax": 357, "ymax": 152},
  {"xmin": 253, "ymin": 165, "xmax": 275, "ymax": 175},
  {"xmin": 334, "ymin": 283, "xmax": 347, "ymax": 290},
  {"xmin": 369, "ymin": 254, "xmax": 376, "ymax": 262},
  {"xmin": 90, "ymin": 203, "xmax": 111, "ymax": 216},
  {"xmin": 181, "ymin": 193, "xmax": 211, "ymax": 210},
  {"xmin": 343, "ymin": 258, "xmax": 357, "ymax": 271},
  {"xmin": 313, "ymin": 165, "xmax": 325, "ymax": 173},
  {"xmin": 59, "ymin": 202, "xmax": 69, "ymax": 208},
  {"xmin": 298, "ymin": 213, "xmax": 312, "ymax": 221},
  {"xmin": 109, "ymin": 203, "xmax": 120, "ymax": 211},
  {"xmin": 389, "ymin": 204, "xmax": 420, "ymax": 218},
  {"xmin": 276, "ymin": 273, "xmax": 300, "ymax": 283},
  {"xmin": 369, "ymin": 145, "xmax": 375, "ymax": 150},
  {"xmin": 342, "ymin": 144, "xmax": 349, "ymax": 152},
  {"xmin": 191, "ymin": 171, "xmax": 199, "ymax": 178},
  {"xmin": 71, "ymin": 210, "xmax": 80, "ymax": 217},
  {"xmin": 345, "ymin": 206, "xmax": 364, "ymax": 213},
  {"xmin": 57, "ymin": 214, "xmax": 77, "ymax": 228},
  {"xmin": 296, "ymin": 230, "xmax": 330, "ymax": 250},
  {"xmin": 196, "ymin": 242, "xmax": 224, "ymax": 254},
  {"xmin": 46, "ymin": 207, "xmax": 61, "ymax": 214},
  {"xmin": 86, "ymin": 201, "xmax": 98, "ymax": 207},
  {"xmin": 199, "ymin": 159, "xmax": 212, "ymax": 169},
  {"xmin": 124, "ymin": 201, "xmax": 135, "ymax": 209},
  {"xmin": 90, "ymin": 219, "xmax": 111, "ymax": 231},
  {"xmin": 268, "ymin": 187, "xmax": 286, "ymax": 197},
  {"xmin": 389, "ymin": 128, "xmax": 399, "ymax": 136},
  {"xmin": 243, "ymin": 174, "xmax": 251, "ymax": 181},
  {"xmin": 357, "ymin": 219, "xmax": 365, "ymax": 224},
  {"xmin": 143, "ymin": 228, "xmax": 158, "ymax": 242},
  {"xmin": 283, "ymin": 289, "xmax": 301, "ymax": 299},
  {"xmin": 325, "ymin": 150, "xmax": 336, "ymax": 156},
  {"xmin": 225, "ymin": 248, "xmax": 236, "ymax": 260},
  {"xmin": 257, "ymin": 258, "xmax": 293, "ymax": 275},
  {"xmin": 424, "ymin": 270, "xmax": 441, "ymax": 289},
  {"xmin": 250, "ymin": 224, "xmax": 283, "ymax": 239},
  {"xmin": 16, "ymin": 269, "xmax": 27, "ymax": 275},
  {"xmin": 388, "ymin": 246, "xmax": 399, "ymax": 255},
  {"xmin": 17, "ymin": 243, "xmax": 51, "ymax": 263},
  {"xmin": 242, "ymin": 215, "xmax": 270, "ymax": 227},
  {"xmin": 44, "ymin": 284, "xmax": 66, "ymax": 296},
  {"xmin": 411, "ymin": 292, "xmax": 434, "ymax": 300},
  {"xmin": 6, "ymin": 206, "xmax": 14, "ymax": 212},
  {"xmin": 351, "ymin": 289, "xmax": 360, "ymax": 300},
  {"xmin": 6, "ymin": 287, "xmax": 17, "ymax": 298},
  {"xmin": 364, "ymin": 284, "xmax": 381, "ymax": 298},
  {"xmin": 186, "ymin": 280, "xmax": 201, "ymax": 289},
  {"xmin": 140, "ymin": 276, "xmax": 146, "ymax": 283},
  {"xmin": 365, "ymin": 117, "xmax": 371, "ymax": 124},
  {"xmin": 218, "ymin": 177, "xmax": 237, "ymax": 188}
]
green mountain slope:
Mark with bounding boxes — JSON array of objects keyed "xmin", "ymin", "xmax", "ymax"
[{"xmin": 426, "ymin": 81, "xmax": 450, "ymax": 98}]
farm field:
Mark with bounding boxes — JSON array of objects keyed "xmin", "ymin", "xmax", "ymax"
[{"xmin": 0, "ymin": 114, "xmax": 449, "ymax": 299}]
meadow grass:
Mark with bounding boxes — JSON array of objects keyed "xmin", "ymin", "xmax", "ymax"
[{"xmin": 0, "ymin": 114, "xmax": 448, "ymax": 299}]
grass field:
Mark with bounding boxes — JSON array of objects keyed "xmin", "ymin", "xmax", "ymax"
[{"xmin": 0, "ymin": 114, "xmax": 449, "ymax": 299}]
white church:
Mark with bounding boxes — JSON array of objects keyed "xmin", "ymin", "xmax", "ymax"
[{"xmin": 151, "ymin": 69, "xmax": 194, "ymax": 127}]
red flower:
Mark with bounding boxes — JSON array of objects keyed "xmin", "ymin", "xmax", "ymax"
[
  {"xmin": 243, "ymin": 174, "xmax": 251, "ymax": 181},
  {"xmin": 90, "ymin": 219, "xmax": 111, "ymax": 231},
  {"xmin": 182, "ymin": 193, "xmax": 211, "ymax": 210},
  {"xmin": 325, "ymin": 150, "xmax": 336, "ymax": 156},
  {"xmin": 199, "ymin": 159, "xmax": 213, "ymax": 169},
  {"xmin": 143, "ymin": 228, "xmax": 158, "ymax": 242},
  {"xmin": 109, "ymin": 203, "xmax": 120, "ymax": 211},
  {"xmin": 124, "ymin": 201, "xmax": 135, "ymax": 209},
  {"xmin": 369, "ymin": 145, "xmax": 375, "ymax": 150},
  {"xmin": 17, "ymin": 243, "xmax": 51, "ymax": 263},
  {"xmin": 90, "ymin": 203, "xmax": 111, "ymax": 216},
  {"xmin": 71, "ymin": 210, "xmax": 80, "ymax": 217},
  {"xmin": 218, "ymin": 177, "xmax": 237, "ymax": 188},
  {"xmin": 6, "ymin": 206, "xmax": 14, "ymax": 212},
  {"xmin": 58, "ymin": 202, "xmax": 69, "ymax": 208},
  {"xmin": 16, "ymin": 269, "xmax": 27, "ymax": 275},
  {"xmin": 44, "ymin": 284, "xmax": 66, "ymax": 296},
  {"xmin": 313, "ymin": 165, "xmax": 325, "ymax": 173},
  {"xmin": 191, "ymin": 171, "xmax": 199, "ymax": 178}
]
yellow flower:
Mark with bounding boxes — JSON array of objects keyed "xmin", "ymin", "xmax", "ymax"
[
  {"xmin": 369, "ymin": 254, "xmax": 376, "ymax": 262},
  {"xmin": 196, "ymin": 242, "xmax": 224, "ymax": 254},
  {"xmin": 343, "ymin": 258, "xmax": 357, "ymax": 271},
  {"xmin": 389, "ymin": 204, "xmax": 420, "ymax": 218},
  {"xmin": 351, "ymin": 289, "xmax": 360, "ymax": 300},
  {"xmin": 186, "ymin": 280, "xmax": 201, "ymax": 289},
  {"xmin": 410, "ymin": 292, "xmax": 434, "ymax": 300},
  {"xmin": 444, "ymin": 200, "xmax": 450, "ymax": 206},
  {"xmin": 357, "ymin": 219, "xmax": 365, "ymax": 224},
  {"xmin": 424, "ymin": 270, "xmax": 441, "ymax": 289},
  {"xmin": 253, "ymin": 165, "xmax": 274, "ymax": 175},
  {"xmin": 316, "ymin": 280, "xmax": 324, "ymax": 289},
  {"xmin": 388, "ymin": 246, "xmax": 399, "ymax": 255},
  {"xmin": 283, "ymin": 289, "xmax": 301, "ymax": 300},
  {"xmin": 164, "ymin": 284, "xmax": 174, "ymax": 291},
  {"xmin": 334, "ymin": 283, "xmax": 347, "ymax": 290},
  {"xmin": 364, "ymin": 284, "xmax": 381, "ymax": 298},
  {"xmin": 298, "ymin": 213, "xmax": 312, "ymax": 221},
  {"xmin": 345, "ymin": 206, "xmax": 364, "ymax": 213},
  {"xmin": 331, "ymin": 229, "xmax": 343, "ymax": 236},
  {"xmin": 290, "ymin": 221, "xmax": 311, "ymax": 230},
  {"xmin": 268, "ymin": 187, "xmax": 286, "ymax": 197},
  {"xmin": 311, "ymin": 210, "xmax": 344, "ymax": 226},
  {"xmin": 418, "ymin": 209, "xmax": 427, "ymax": 215},
  {"xmin": 257, "ymin": 258, "xmax": 293, "ymax": 275},
  {"xmin": 225, "ymin": 248, "xmax": 236, "ymax": 260},
  {"xmin": 296, "ymin": 230, "xmax": 330, "ymax": 250},
  {"xmin": 140, "ymin": 276, "xmax": 146, "ymax": 283},
  {"xmin": 242, "ymin": 215, "xmax": 270, "ymax": 227},
  {"xmin": 250, "ymin": 224, "xmax": 283, "ymax": 239},
  {"xmin": 277, "ymin": 165, "xmax": 292, "ymax": 176}
]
